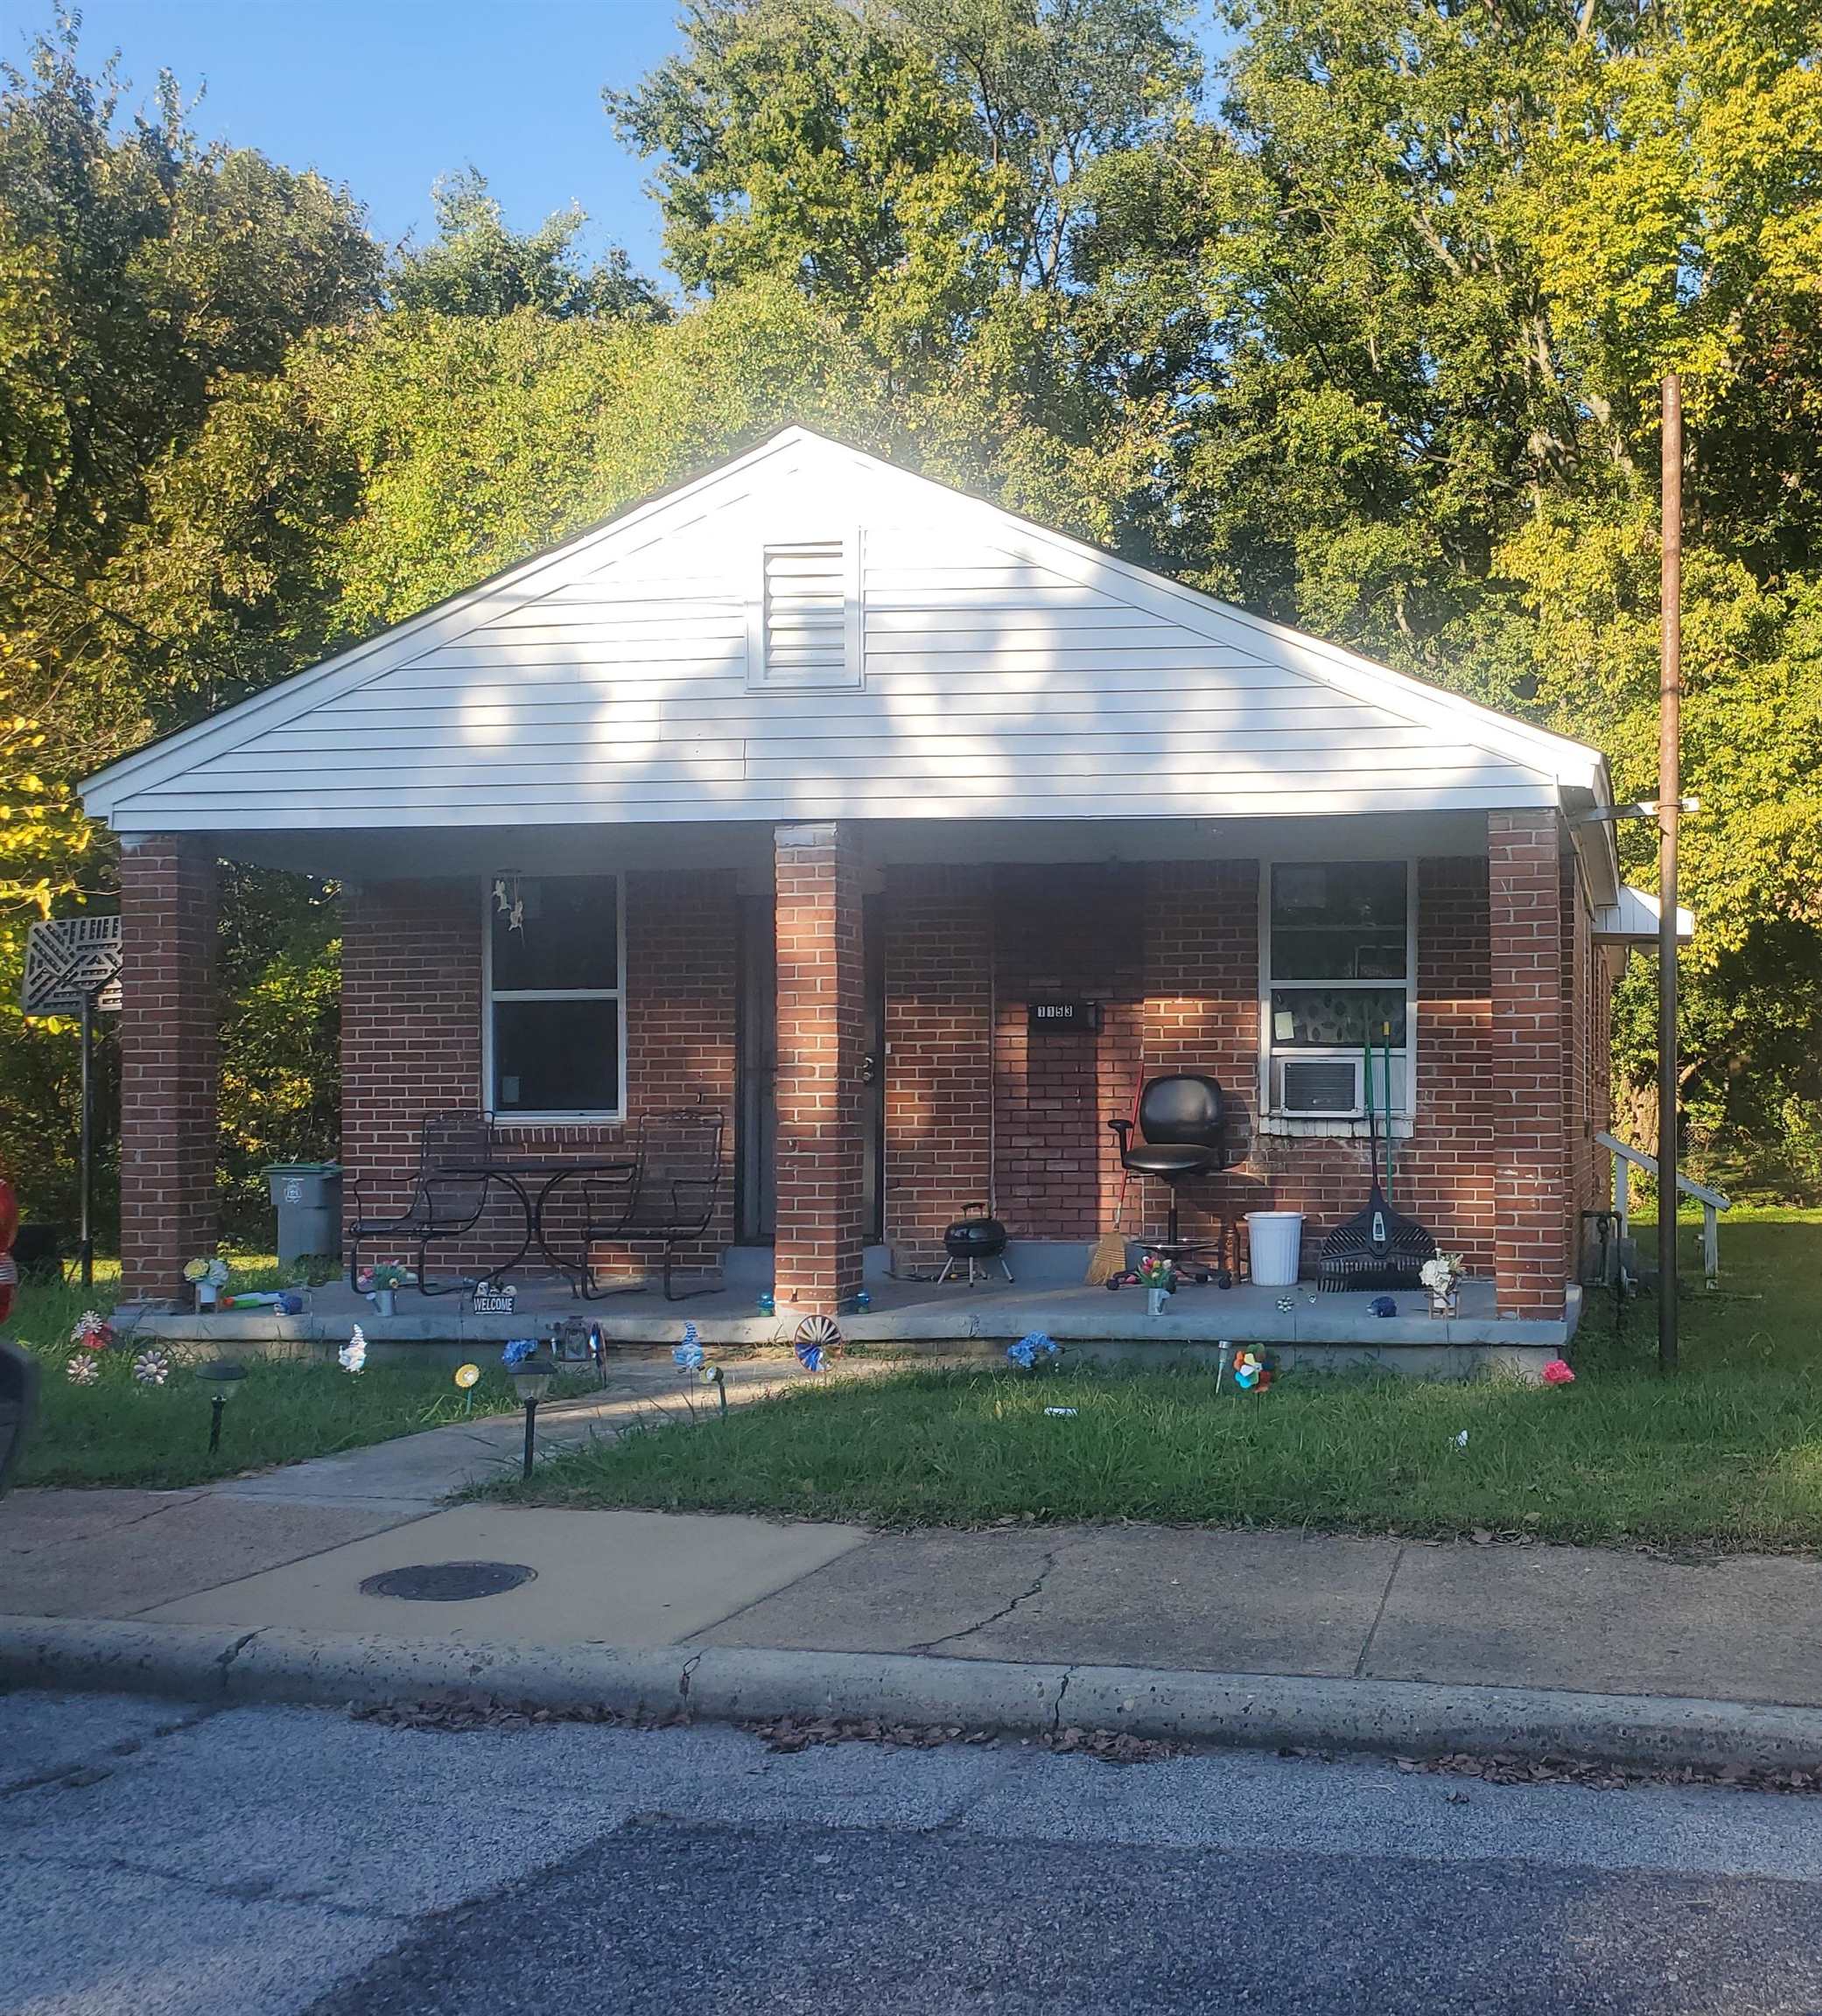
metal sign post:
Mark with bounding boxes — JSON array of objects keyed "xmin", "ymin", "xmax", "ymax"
[
  {"xmin": 21, "ymin": 916, "xmax": 123, "ymax": 1291},
  {"xmin": 1658, "ymin": 374, "xmax": 1683, "ymax": 1376}
]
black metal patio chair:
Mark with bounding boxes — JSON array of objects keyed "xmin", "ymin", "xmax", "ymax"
[
  {"xmin": 345, "ymin": 1110, "xmax": 495, "ymax": 1297},
  {"xmin": 578, "ymin": 1108, "xmax": 725, "ymax": 1302}
]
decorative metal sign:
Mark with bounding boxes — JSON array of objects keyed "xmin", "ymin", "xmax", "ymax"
[
  {"xmin": 21, "ymin": 916, "xmax": 123, "ymax": 1016},
  {"xmin": 1027, "ymin": 998, "xmax": 1101, "ymax": 1034},
  {"xmin": 470, "ymin": 1282, "xmax": 517, "ymax": 1317}
]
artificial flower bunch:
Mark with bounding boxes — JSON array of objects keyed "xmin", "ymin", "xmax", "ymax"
[
  {"xmin": 183, "ymin": 1256, "xmax": 229, "ymax": 1289},
  {"xmin": 1135, "ymin": 1252, "xmax": 1179, "ymax": 1295},
  {"xmin": 69, "ymin": 1309, "xmax": 114, "ymax": 1353},
  {"xmin": 501, "ymin": 1337, "xmax": 537, "ymax": 1369},
  {"xmin": 1419, "ymin": 1253, "xmax": 1465, "ymax": 1297},
  {"xmin": 1007, "ymin": 1331, "xmax": 1062, "ymax": 1371}
]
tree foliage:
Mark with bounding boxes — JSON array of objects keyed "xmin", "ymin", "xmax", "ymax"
[
  {"xmin": 5, "ymin": 0, "xmax": 1822, "ymax": 1237},
  {"xmin": 390, "ymin": 167, "xmax": 668, "ymax": 323}
]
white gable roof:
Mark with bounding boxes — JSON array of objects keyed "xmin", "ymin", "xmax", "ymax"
[{"xmin": 82, "ymin": 428, "xmax": 1610, "ymax": 834}]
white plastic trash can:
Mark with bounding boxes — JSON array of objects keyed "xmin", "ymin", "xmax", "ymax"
[{"xmin": 1245, "ymin": 1210, "xmax": 1304, "ymax": 1288}]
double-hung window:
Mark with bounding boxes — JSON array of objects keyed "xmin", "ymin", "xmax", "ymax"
[
  {"xmin": 485, "ymin": 875, "xmax": 624, "ymax": 1122},
  {"xmin": 1263, "ymin": 861, "xmax": 1412, "ymax": 1121}
]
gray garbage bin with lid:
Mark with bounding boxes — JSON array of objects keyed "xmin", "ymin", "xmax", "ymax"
[{"xmin": 265, "ymin": 1163, "xmax": 344, "ymax": 1266}]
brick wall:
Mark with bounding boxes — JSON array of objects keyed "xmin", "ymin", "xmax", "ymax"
[
  {"xmin": 324, "ymin": 831, "xmax": 1592, "ymax": 1315},
  {"xmin": 1134, "ymin": 857, "xmax": 1496, "ymax": 1278},
  {"xmin": 340, "ymin": 868, "xmax": 737, "ymax": 1284},
  {"xmin": 772, "ymin": 822, "xmax": 867, "ymax": 1312},
  {"xmin": 872, "ymin": 851, "xmax": 1514, "ymax": 1287},
  {"xmin": 1139, "ymin": 860, "xmax": 1259, "ymax": 1264},
  {"xmin": 1489, "ymin": 811, "xmax": 1570, "ymax": 1315},
  {"xmin": 119, "ymin": 836, "xmax": 220, "ymax": 1298},
  {"xmin": 882, "ymin": 864, "xmax": 994, "ymax": 1269},
  {"xmin": 990, "ymin": 865, "xmax": 1144, "ymax": 1242}
]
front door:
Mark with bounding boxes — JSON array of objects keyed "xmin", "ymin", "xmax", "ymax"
[{"xmin": 736, "ymin": 894, "xmax": 883, "ymax": 1243}]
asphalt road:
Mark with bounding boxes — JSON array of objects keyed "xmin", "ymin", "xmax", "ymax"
[{"xmin": 6, "ymin": 1691, "xmax": 1822, "ymax": 2015}]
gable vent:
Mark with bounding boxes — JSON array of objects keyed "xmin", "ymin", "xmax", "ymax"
[{"xmin": 752, "ymin": 537, "xmax": 862, "ymax": 688}]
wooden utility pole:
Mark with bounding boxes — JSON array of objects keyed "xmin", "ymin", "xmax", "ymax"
[{"xmin": 1658, "ymin": 373, "xmax": 1682, "ymax": 1374}]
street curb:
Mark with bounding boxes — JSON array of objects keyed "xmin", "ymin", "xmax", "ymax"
[{"xmin": 5, "ymin": 1614, "xmax": 1822, "ymax": 1773}]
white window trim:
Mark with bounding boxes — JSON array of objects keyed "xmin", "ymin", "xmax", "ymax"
[
  {"xmin": 1258, "ymin": 858, "xmax": 1419, "ymax": 1131},
  {"xmin": 745, "ymin": 526, "xmax": 865, "ymax": 690},
  {"xmin": 482, "ymin": 873, "xmax": 627, "ymax": 1125}
]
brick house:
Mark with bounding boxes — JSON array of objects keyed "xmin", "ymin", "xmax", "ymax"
[{"xmin": 82, "ymin": 430, "xmax": 1662, "ymax": 1326}]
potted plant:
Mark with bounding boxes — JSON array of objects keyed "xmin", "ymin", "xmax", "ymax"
[
  {"xmin": 1419, "ymin": 1252, "xmax": 1464, "ymax": 1320},
  {"xmin": 1137, "ymin": 1252, "xmax": 1179, "ymax": 1317},
  {"xmin": 365, "ymin": 1264, "xmax": 408, "ymax": 1317}
]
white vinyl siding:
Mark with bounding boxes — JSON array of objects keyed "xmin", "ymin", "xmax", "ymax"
[{"xmin": 86, "ymin": 433, "xmax": 1597, "ymax": 833}]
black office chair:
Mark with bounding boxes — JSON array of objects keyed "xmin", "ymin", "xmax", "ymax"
[{"xmin": 1109, "ymin": 1074, "xmax": 1230, "ymax": 1267}]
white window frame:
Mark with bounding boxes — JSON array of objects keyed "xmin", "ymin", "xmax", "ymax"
[
  {"xmin": 482, "ymin": 873, "xmax": 627, "ymax": 1125},
  {"xmin": 1258, "ymin": 858, "xmax": 1418, "ymax": 1135},
  {"xmin": 745, "ymin": 526, "xmax": 865, "ymax": 690}
]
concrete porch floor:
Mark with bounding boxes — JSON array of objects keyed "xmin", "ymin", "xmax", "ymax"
[{"xmin": 118, "ymin": 1243, "xmax": 1580, "ymax": 1376}]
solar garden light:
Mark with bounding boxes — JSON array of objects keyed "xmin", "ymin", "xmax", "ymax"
[
  {"xmin": 503, "ymin": 1344, "xmax": 556, "ymax": 1479},
  {"xmin": 195, "ymin": 1360, "xmax": 248, "ymax": 1453}
]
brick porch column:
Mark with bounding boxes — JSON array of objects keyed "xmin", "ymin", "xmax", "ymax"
[
  {"xmin": 119, "ymin": 834, "xmax": 220, "ymax": 1300},
  {"xmin": 773, "ymin": 822, "xmax": 866, "ymax": 1315},
  {"xmin": 1489, "ymin": 811, "xmax": 1569, "ymax": 1317}
]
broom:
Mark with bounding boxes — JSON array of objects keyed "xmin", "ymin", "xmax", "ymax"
[{"xmin": 1085, "ymin": 1077, "xmax": 1142, "ymax": 1284}]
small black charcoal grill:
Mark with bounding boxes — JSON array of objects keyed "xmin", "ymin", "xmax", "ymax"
[{"xmin": 937, "ymin": 1202, "xmax": 1014, "ymax": 1285}]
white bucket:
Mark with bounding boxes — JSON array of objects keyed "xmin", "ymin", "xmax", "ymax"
[{"xmin": 1245, "ymin": 1211, "xmax": 1304, "ymax": 1288}]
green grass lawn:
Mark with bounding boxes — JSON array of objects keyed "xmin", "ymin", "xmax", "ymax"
[
  {"xmin": 494, "ymin": 1209, "xmax": 1822, "ymax": 1551},
  {"xmin": 4, "ymin": 1256, "xmax": 571, "ymax": 1488}
]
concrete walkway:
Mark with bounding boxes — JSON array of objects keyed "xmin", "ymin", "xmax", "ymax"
[{"xmin": 207, "ymin": 1352, "xmax": 853, "ymax": 1510}]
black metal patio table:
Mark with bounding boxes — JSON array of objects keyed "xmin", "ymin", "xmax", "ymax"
[{"xmin": 439, "ymin": 1157, "xmax": 637, "ymax": 1290}]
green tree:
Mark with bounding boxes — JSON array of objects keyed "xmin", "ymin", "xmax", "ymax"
[
  {"xmin": 0, "ymin": 19, "xmax": 378, "ymax": 1235},
  {"xmin": 1174, "ymin": 0, "xmax": 1822, "ymax": 1184},
  {"xmin": 391, "ymin": 166, "xmax": 667, "ymax": 323},
  {"xmin": 0, "ymin": 19, "xmax": 380, "ymax": 917}
]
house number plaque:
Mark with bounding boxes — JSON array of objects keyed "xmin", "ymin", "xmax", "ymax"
[{"xmin": 1027, "ymin": 999, "xmax": 1101, "ymax": 1033}]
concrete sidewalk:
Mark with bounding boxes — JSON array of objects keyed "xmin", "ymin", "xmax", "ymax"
[{"xmin": 6, "ymin": 1481, "xmax": 1822, "ymax": 1712}]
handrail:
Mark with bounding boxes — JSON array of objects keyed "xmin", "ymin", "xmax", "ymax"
[{"xmin": 1594, "ymin": 1131, "xmax": 1730, "ymax": 1285}]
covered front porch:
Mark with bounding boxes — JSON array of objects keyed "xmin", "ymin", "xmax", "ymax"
[
  {"xmin": 125, "ymin": 1240, "xmax": 1581, "ymax": 1373},
  {"xmin": 110, "ymin": 803, "xmax": 1608, "ymax": 1345}
]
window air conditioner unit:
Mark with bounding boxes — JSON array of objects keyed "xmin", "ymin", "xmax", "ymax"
[{"xmin": 1279, "ymin": 1057, "xmax": 1363, "ymax": 1117}]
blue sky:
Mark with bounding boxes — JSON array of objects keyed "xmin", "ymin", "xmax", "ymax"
[
  {"xmin": 8, "ymin": 3, "xmax": 1229, "ymax": 286},
  {"xmin": 5, "ymin": 0, "xmax": 686, "ymax": 273}
]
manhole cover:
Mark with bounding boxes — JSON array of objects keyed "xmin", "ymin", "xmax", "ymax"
[{"xmin": 360, "ymin": 1561, "xmax": 536, "ymax": 1602}]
